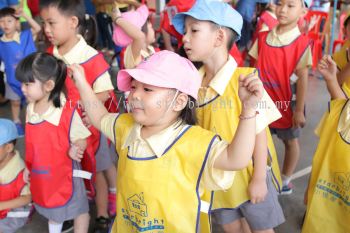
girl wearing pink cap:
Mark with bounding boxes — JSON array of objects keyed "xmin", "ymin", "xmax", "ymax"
[
  {"xmin": 111, "ymin": 4, "xmax": 156, "ymax": 69},
  {"xmin": 70, "ymin": 50, "xmax": 265, "ymax": 233}
]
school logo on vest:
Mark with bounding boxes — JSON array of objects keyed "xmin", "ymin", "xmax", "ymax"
[
  {"xmin": 121, "ymin": 193, "xmax": 165, "ymax": 231},
  {"xmin": 128, "ymin": 193, "xmax": 148, "ymax": 217}
]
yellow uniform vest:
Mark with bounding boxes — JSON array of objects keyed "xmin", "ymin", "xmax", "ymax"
[
  {"xmin": 111, "ymin": 114, "xmax": 218, "ymax": 233},
  {"xmin": 332, "ymin": 40, "xmax": 350, "ymax": 97},
  {"xmin": 302, "ymin": 99, "xmax": 350, "ymax": 233},
  {"xmin": 196, "ymin": 67, "xmax": 282, "ymax": 210}
]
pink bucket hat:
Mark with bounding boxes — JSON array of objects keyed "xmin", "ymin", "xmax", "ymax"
[
  {"xmin": 117, "ymin": 51, "xmax": 201, "ymax": 99},
  {"xmin": 113, "ymin": 4, "xmax": 149, "ymax": 47}
]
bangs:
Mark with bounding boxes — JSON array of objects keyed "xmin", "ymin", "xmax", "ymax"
[{"xmin": 15, "ymin": 53, "xmax": 36, "ymax": 83}]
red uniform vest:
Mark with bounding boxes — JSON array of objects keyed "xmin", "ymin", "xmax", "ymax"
[
  {"xmin": 47, "ymin": 46, "xmax": 113, "ymax": 197},
  {"xmin": 25, "ymin": 102, "xmax": 75, "ymax": 208},
  {"xmin": 0, "ymin": 170, "xmax": 25, "ymax": 219},
  {"xmin": 256, "ymin": 31, "xmax": 310, "ymax": 129}
]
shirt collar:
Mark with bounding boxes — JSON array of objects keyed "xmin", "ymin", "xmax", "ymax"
[
  {"xmin": 53, "ymin": 35, "xmax": 87, "ymax": 64},
  {"xmin": 26, "ymin": 95, "xmax": 67, "ymax": 126},
  {"xmin": 199, "ymin": 55, "xmax": 237, "ymax": 96},
  {"xmin": 1, "ymin": 31, "xmax": 20, "ymax": 43},
  {"xmin": 123, "ymin": 120, "xmax": 186, "ymax": 158},
  {"xmin": 270, "ymin": 26, "xmax": 301, "ymax": 45}
]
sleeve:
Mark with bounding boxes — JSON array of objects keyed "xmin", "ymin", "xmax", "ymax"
[
  {"xmin": 260, "ymin": 23, "xmax": 269, "ymax": 32},
  {"xmin": 255, "ymin": 76, "xmax": 282, "ymax": 134},
  {"xmin": 20, "ymin": 184, "xmax": 31, "ymax": 196},
  {"xmin": 92, "ymin": 71, "xmax": 114, "ymax": 93},
  {"xmin": 100, "ymin": 113, "xmax": 119, "ymax": 143},
  {"xmin": 296, "ymin": 46, "xmax": 313, "ymax": 70},
  {"xmin": 248, "ymin": 40, "xmax": 259, "ymax": 60},
  {"xmin": 69, "ymin": 111, "xmax": 92, "ymax": 142},
  {"xmin": 201, "ymin": 138, "xmax": 235, "ymax": 191}
]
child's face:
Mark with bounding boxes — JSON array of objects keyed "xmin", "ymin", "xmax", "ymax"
[
  {"xmin": 182, "ymin": 17, "xmax": 220, "ymax": 62},
  {"xmin": 0, "ymin": 15, "xmax": 18, "ymax": 35},
  {"xmin": 276, "ymin": 0, "xmax": 306, "ymax": 27},
  {"xmin": 21, "ymin": 79, "xmax": 48, "ymax": 103},
  {"xmin": 40, "ymin": 6, "xmax": 78, "ymax": 46},
  {"xmin": 128, "ymin": 80, "xmax": 179, "ymax": 126}
]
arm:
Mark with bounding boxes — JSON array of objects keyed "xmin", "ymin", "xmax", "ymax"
[
  {"xmin": 0, "ymin": 195, "xmax": 31, "ymax": 211},
  {"xmin": 69, "ymin": 64, "xmax": 109, "ymax": 131},
  {"xmin": 16, "ymin": 8, "xmax": 41, "ymax": 39},
  {"xmin": 214, "ymin": 73, "xmax": 263, "ymax": 170},
  {"xmin": 112, "ymin": 6, "xmax": 146, "ymax": 63},
  {"xmin": 293, "ymin": 67, "xmax": 308, "ymax": 128},
  {"xmin": 318, "ymin": 55, "xmax": 346, "ymax": 99},
  {"xmin": 248, "ymin": 130, "xmax": 268, "ymax": 204}
]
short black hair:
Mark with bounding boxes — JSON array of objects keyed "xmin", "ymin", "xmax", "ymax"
[
  {"xmin": 39, "ymin": 0, "xmax": 85, "ymax": 27},
  {"xmin": 16, "ymin": 52, "xmax": 67, "ymax": 108},
  {"xmin": 345, "ymin": 17, "xmax": 350, "ymax": 28},
  {"xmin": 179, "ymin": 96, "xmax": 197, "ymax": 125},
  {"xmin": 0, "ymin": 7, "xmax": 18, "ymax": 19}
]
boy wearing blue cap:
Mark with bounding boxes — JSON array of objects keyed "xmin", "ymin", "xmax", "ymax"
[
  {"xmin": 172, "ymin": 0, "xmax": 285, "ymax": 232},
  {"xmin": 0, "ymin": 118, "xmax": 31, "ymax": 233},
  {"xmin": 249, "ymin": 0, "xmax": 312, "ymax": 195}
]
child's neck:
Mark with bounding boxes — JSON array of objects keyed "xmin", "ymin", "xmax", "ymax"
[
  {"xmin": 33, "ymin": 95, "xmax": 52, "ymax": 115},
  {"xmin": 140, "ymin": 117, "xmax": 179, "ymax": 139},
  {"xmin": 202, "ymin": 51, "xmax": 229, "ymax": 87},
  {"xmin": 57, "ymin": 35, "xmax": 80, "ymax": 56},
  {"xmin": 4, "ymin": 30, "xmax": 17, "ymax": 40},
  {"xmin": 276, "ymin": 22, "xmax": 298, "ymax": 35},
  {"xmin": 0, "ymin": 151, "xmax": 14, "ymax": 170}
]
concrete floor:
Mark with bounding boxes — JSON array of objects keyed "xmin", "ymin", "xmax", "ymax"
[{"xmin": 0, "ymin": 73, "xmax": 329, "ymax": 233}]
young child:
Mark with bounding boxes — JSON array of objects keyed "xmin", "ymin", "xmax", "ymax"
[
  {"xmin": 39, "ymin": 0, "xmax": 118, "ymax": 230},
  {"xmin": 331, "ymin": 10, "xmax": 350, "ymax": 97},
  {"xmin": 249, "ymin": 0, "xmax": 313, "ymax": 195},
  {"xmin": 0, "ymin": 118, "xmax": 31, "ymax": 233},
  {"xmin": 302, "ymin": 55, "xmax": 350, "ymax": 233},
  {"xmin": 70, "ymin": 50, "xmax": 263, "ymax": 233},
  {"xmin": 172, "ymin": 0, "xmax": 284, "ymax": 232},
  {"xmin": 111, "ymin": 3, "xmax": 156, "ymax": 69},
  {"xmin": 16, "ymin": 52, "xmax": 91, "ymax": 233},
  {"xmin": 0, "ymin": 6, "xmax": 40, "ymax": 136}
]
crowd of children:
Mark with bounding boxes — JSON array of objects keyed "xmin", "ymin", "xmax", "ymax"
[{"xmin": 0, "ymin": 0, "xmax": 349, "ymax": 233}]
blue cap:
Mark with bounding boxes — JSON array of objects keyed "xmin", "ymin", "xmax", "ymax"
[
  {"xmin": 172, "ymin": 0, "xmax": 243, "ymax": 41},
  {"xmin": 0, "ymin": 119, "xmax": 19, "ymax": 146}
]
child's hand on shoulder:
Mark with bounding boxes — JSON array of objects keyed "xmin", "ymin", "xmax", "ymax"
[
  {"xmin": 238, "ymin": 72, "xmax": 264, "ymax": 110},
  {"xmin": 318, "ymin": 55, "xmax": 337, "ymax": 82},
  {"xmin": 69, "ymin": 64, "xmax": 86, "ymax": 84}
]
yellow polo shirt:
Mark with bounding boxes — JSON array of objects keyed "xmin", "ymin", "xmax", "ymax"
[
  {"xmin": 52, "ymin": 35, "xmax": 114, "ymax": 94},
  {"xmin": 198, "ymin": 55, "xmax": 282, "ymax": 134},
  {"xmin": 101, "ymin": 114, "xmax": 234, "ymax": 193},
  {"xmin": 0, "ymin": 151, "xmax": 30, "ymax": 195},
  {"xmin": 26, "ymin": 95, "xmax": 91, "ymax": 142},
  {"xmin": 249, "ymin": 26, "xmax": 313, "ymax": 70}
]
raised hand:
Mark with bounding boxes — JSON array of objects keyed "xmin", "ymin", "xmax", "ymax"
[{"xmin": 238, "ymin": 72, "xmax": 264, "ymax": 110}]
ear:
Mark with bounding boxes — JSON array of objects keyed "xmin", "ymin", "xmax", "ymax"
[
  {"xmin": 70, "ymin": 16, "xmax": 79, "ymax": 30},
  {"xmin": 4, "ymin": 143, "xmax": 14, "ymax": 153},
  {"xmin": 214, "ymin": 27, "xmax": 225, "ymax": 47},
  {"xmin": 44, "ymin": 80, "xmax": 55, "ymax": 92},
  {"xmin": 173, "ymin": 93, "xmax": 189, "ymax": 112}
]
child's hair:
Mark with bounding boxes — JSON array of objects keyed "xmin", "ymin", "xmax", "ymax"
[
  {"xmin": 180, "ymin": 95, "xmax": 197, "ymax": 125},
  {"xmin": 16, "ymin": 52, "xmax": 67, "ymax": 108},
  {"xmin": 39, "ymin": 0, "xmax": 85, "ymax": 27},
  {"xmin": 345, "ymin": 16, "xmax": 350, "ymax": 28},
  {"xmin": 0, "ymin": 7, "xmax": 18, "ymax": 19},
  {"xmin": 79, "ymin": 14, "xmax": 98, "ymax": 48},
  {"xmin": 141, "ymin": 17, "xmax": 151, "ymax": 35}
]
